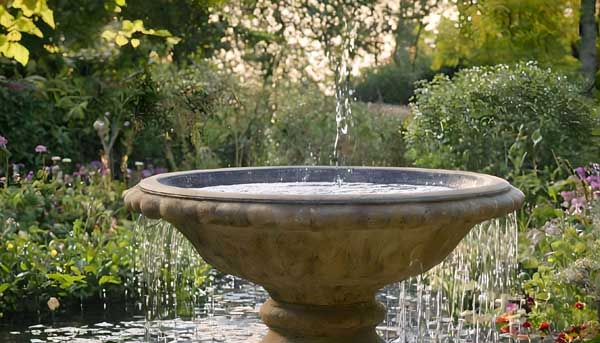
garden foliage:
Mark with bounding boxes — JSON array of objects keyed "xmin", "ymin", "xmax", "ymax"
[
  {"xmin": 504, "ymin": 164, "xmax": 600, "ymax": 341},
  {"xmin": 354, "ymin": 60, "xmax": 435, "ymax": 105},
  {"xmin": 0, "ymin": 167, "xmax": 134, "ymax": 319},
  {"xmin": 406, "ymin": 62, "xmax": 597, "ymax": 177}
]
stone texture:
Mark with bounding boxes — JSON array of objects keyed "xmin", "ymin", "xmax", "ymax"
[{"xmin": 123, "ymin": 166, "xmax": 524, "ymax": 343}]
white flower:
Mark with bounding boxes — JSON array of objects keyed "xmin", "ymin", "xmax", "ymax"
[
  {"xmin": 61, "ymin": 158, "xmax": 72, "ymax": 163},
  {"xmin": 93, "ymin": 119, "xmax": 107, "ymax": 133},
  {"xmin": 47, "ymin": 297, "xmax": 60, "ymax": 311}
]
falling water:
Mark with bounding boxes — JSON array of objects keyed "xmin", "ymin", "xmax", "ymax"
[
  {"xmin": 387, "ymin": 213, "xmax": 520, "ymax": 343},
  {"xmin": 332, "ymin": 19, "xmax": 357, "ymax": 167},
  {"xmin": 132, "ymin": 216, "xmax": 209, "ymax": 341}
]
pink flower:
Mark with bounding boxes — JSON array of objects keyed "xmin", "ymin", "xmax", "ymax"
[
  {"xmin": 0, "ymin": 135, "xmax": 7, "ymax": 148},
  {"xmin": 34, "ymin": 145, "xmax": 47, "ymax": 153},
  {"xmin": 506, "ymin": 302, "xmax": 518, "ymax": 313},
  {"xmin": 588, "ymin": 176, "xmax": 600, "ymax": 190},
  {"xmin": 575, "ymin": 167, "xmax": 586, "ymax": 179},
  {"xmin": 570, "ymin": 196, "xmax": 586, "ymax": 213},
  {"xmin": 560, "ymin": 191, "xmax": 576, "ymax": 203}
]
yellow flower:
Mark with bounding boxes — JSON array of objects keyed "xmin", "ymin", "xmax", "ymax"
[
  {"xmin": 50, "ymin": 249, "xmax": 58, "ymax": 257},
  {"xmin": 6, "ymin": 243, "xmax": 14, "ymax": 250}
]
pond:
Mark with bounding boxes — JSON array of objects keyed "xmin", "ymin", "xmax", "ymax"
[{"xmin": 0, "ymin": 278, "xmax": 497, "ymax": 343}]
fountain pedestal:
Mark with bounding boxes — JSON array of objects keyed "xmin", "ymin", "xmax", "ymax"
[
  {"xmin": 260, "ymin": 298, "xmax": 385, "ymax": 343},
  {"xmin": 123, "ymin": 167, "xmax": 524, "ymax": 343}
]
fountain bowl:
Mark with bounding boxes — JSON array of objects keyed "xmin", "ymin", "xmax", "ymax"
[{"xmin": 124, "ymin": 166, "xmax": 524, "ymax": 343}]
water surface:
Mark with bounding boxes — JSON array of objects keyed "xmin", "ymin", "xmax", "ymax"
[{"xmin": 199, "ymin": 182, "xmax": 452, "ymax": 195}]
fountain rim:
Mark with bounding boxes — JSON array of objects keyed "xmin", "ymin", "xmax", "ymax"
[{"xmin": 135, "ymin": 166, "xmax": 519, "ymax": 205}]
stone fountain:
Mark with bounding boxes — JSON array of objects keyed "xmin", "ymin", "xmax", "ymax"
[{"xmin": 123, "ymin": 166, "xmax": 524, "ymax": 343}]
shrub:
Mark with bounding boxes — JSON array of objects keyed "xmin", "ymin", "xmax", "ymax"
[
  {"xmin": 406, "ymin": 62, "xmax": 597, "ymax": 177},
  {"xmin": 0, "ymin": 70, "xmax": 163, "ymax": 174},
  {"xmin": 0, "ymin": 76, "xmax": 97, "ymax": 166},
  {"xmin": 354, "ymin": 60, "xmax": 435, "ymax": 105},
  {"xmin": 149, "ymin": 64, "xmax": 272, "ymax": 169}
]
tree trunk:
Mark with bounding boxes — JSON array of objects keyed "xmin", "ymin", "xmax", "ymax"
[{"xmin": 580, "ymin": 0, "xmax": 597, "ymax": 92}]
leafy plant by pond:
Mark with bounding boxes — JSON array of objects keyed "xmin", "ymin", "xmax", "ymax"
[
  {"xmin": 0, "ymin": 140, "xmax": 208, "ymax": 321},
  {"xmin": 0, "ymin": 167, "xmax": 132, "ymax": 319},
  {"xmin": 503, "ymin": 164, "xmax": 600, "ymax": 342}
]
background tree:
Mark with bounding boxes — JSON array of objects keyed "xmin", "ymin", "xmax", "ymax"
[
  {"xmin": 432, "ymin": 0, "xmax": 580, "ymax": 71},
  {"xmin": 579, "ymin": 0, "xmax": 597, "ymax": 91}
]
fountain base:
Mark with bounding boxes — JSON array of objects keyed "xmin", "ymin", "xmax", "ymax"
[{"xmin": 259, "ymin": 298, "xmax": 386, "ymax": 343}]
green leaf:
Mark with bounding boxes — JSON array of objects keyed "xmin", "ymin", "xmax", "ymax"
[
  {"xmin": 47, "ymin": 273, "xmax": 86, "ymax": 289},
  {"xmin": 15, "ymin": 272, "xmax": 29, "ymax": 279},
  {"xmin": 99, "ymin": 275, "xmax": 121, "ymax": 285},
  {"xmin": 531, "ymin": 129, "xmax": 543, "ymax": 147},
  {"xmin": 166, "ymin": 36, "xmax": 181, "ymax": 45},
  {"xmin": 0, "ymin": 283, "xmax": 10, "ymax": 293},
  {"xmin": 115, "ymin": 34, "xmax": 128, "ymax": 47},
  {"xmin": 574, "ymin": 242, "xmax": 586, "ymax": 254},
  {"xmin": 12, "ymin": 16, "xmax": 42, "ymax": 37},
  {"xmin": 131, "ymin": 19, "xmax": 144, "ymax": 32},
  {"xmin": 101, "ymin": 30, "xmax": 116, "ymax": 41},
  {"xmin": 0, "ymin": 5, "xmax": 15, "ymax": 28},
  {"xmin": 115, "ymin": 0, "xmax": 127, "ymax": 6},
  {"xmin": 6, "ymin": 30, "xmax": 21, "ymax": 41},
  {"xmin": 83, "ymin": 265, "xmax": 97, "ymax": 274},
  {"xmin": 521, "ymin": 257, "xmax": 539, "ymax": 269},
  {"xmin": 39, "ymin": 7, "xmax": 54, "ymax": 28},
  {"xmin": 2, "ymin": 41, "xmax": 30, "ymax": 65},
  {"xmin": 121, "ymin": 19, "xmax": 134, "ymax": 33},
  {"xmin": 11, "ymin": 0, "xmax": 54, "ymax": 28},
  {"xmin": 152, "ymin": 29, "xmax": 172, "ymax": 37},
  {"xmin": 70, "ymin": 266, "xmax": 81, "ymax": 275}
]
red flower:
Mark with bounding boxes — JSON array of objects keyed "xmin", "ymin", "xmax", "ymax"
[
  {"xmin": 526, "ymin": 296, "xmax": 535, "ymax": 305},
  {"xmin": 555, "ymin": 332, "xmax": 568, "ymax": 343},
  {"xmin": 500, "ymin": 325, "xmax": 510, "ymax": 334},
  {"xmin": 574, "ymin": 301, "xmax": 585, "ymax": 310},
  {"xmin": 539, "ymin": 322, "xmax": 550, "ymax": 331},
  {"xmin": 496, "ymin": 316, "xmax": 509, "ymax": 324},
  {"xmin": 522, "ymin": 321, "xmax": 532, "ymax": 329}
]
